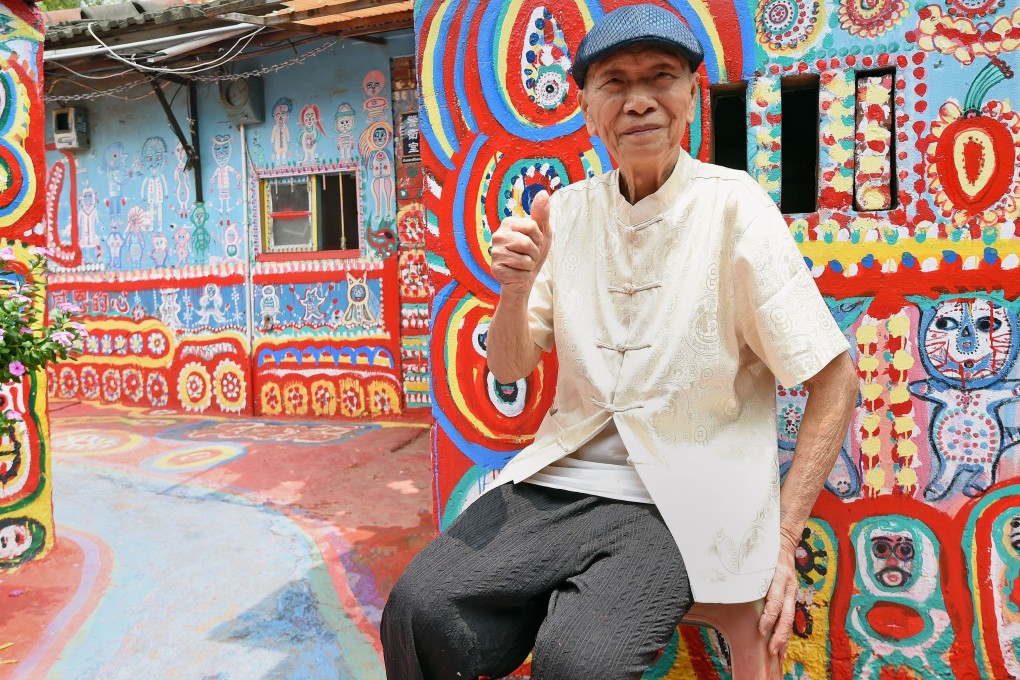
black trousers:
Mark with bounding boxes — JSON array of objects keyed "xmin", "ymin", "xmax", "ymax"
[{"xmin": 381, "ymin": 483, "xmax": 693, "ymax": 680}]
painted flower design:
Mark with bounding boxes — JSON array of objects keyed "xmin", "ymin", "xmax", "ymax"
[
  {"xmin": 113, "ymin": 334, "xmax": 128, "ymax": 356},
  {"xmin": 129, "ymin": 333, "xmax": 144, "ymax": 354},
  {"xmin": 338, "ymin": 378, "xmax": 365, "ymax": 418},
  {"xmin": 756, "ymin": 0, "xmax": 825, "ymax": 53},
  {"xmin": 146, "ymin": 372, "xmax": 168, "ymax": 407},
  {"xmin": 85, "ymin": 334, "xmax": 100, "ymax": 354},
  {"xmin": 147, "ymin": 332, "xmax": 168, "ymax": 357},
  {"xmin": 283, "ymin": 382, "xmax": 309, "ymax": 415},
  {"xmin": 101, "ymin": 369, "xmax": 121, "ymax": 402},
  {"xmin": 837, "ymin": 0, "xmax": 909, "ymax": 38},
  {"xmin": 213, "ymin": 360, "xmax": 246, "ymax": 413},
  {"xmin": 311, "ymin": 379, "xmax": 337, "ymax": 417},
  {"xmin": 58, "ymin": 367, "xmax": 78, "ymax": 399},
  {"xmin": 80, "ymin": 366, "xmax": 100, "ymax": 400},
  {"xmin": 99, "ymin": 334, "xmax": 112, "ymax": 355},
  {"xmin": 177, "ymin": 362, "xmax": 212, "ymax": 412},
  {"xmin": 122, "ymin": 369, "xmax": 144, "ymax": 402},
  {"xmin": 261, "ymin": 382, "xmax": 282, "ymax": 416}
]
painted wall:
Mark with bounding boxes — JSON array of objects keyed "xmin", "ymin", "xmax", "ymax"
[
  {"xmin": 422, "ymin": 0, "xmax": 1020, "ymax": 677},
  {"xmin": 0, "ymin": 2, "xmax": 51, "ymax": 568},
  {"xmin": 44, "ymin": 35, "xmax": 429, "ymax": 418}
]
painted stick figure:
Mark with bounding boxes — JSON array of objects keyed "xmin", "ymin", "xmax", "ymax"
[
  {"xmin": 299, "ymin": 104, "xmax": 327, "ymax": 165},
  {"xmin": 270, "ymin": 97, "xmax": 293, "ymax": 163},
  {"xmin": 334, "ymin": 102, "xmax": 357, "ymax": 163},
  {"xmin": 139, "ymin": 136, "xmax": 169, "ymax": 230},
  {"xmin": 208, "ymin": 135, "xmax": 241, "ymax": 218}
]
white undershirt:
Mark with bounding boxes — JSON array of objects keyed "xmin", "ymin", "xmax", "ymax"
[{"xmin": 523, "ymin": 421, "xmax": 654, "ymax": 503}]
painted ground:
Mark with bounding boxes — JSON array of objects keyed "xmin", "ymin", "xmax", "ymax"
[{"xmin": 0, "ymin": 402, "xmax": 434, "ymax": 679}]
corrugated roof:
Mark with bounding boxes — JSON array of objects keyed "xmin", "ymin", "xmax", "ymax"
[{"xmin": 45, "ymin": 0, "xmax": 414, "ymax": 44}]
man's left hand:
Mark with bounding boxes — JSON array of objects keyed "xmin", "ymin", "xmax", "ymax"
[{"xmin": 758, "ymin": 536, "xmax": 798, "ymax": 661}]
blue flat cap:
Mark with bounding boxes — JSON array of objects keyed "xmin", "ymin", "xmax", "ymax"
[{"xmin": 572, "ymin": 4, "xmax": 704, "ymax": 88}]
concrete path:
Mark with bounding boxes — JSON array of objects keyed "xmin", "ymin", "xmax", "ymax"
[{"xmin": 1, "ymin": 402, "xmax": 433, "ymax": 680}]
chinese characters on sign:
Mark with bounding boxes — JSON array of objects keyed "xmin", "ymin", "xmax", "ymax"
[{"xmin": 399, "ymin": 112, "xmax": 420, "ymax": 161}]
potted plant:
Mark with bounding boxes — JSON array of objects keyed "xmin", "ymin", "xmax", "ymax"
[{"xmin": 0, "ymin": 243, "xmax": 87, "ymax": 430}]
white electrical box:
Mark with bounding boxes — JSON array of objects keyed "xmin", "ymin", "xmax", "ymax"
[{"xmin": 52, "ymin": 107, "xmax": 90, "ymax": 150}]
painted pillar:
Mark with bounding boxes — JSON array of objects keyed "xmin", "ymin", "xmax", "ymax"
[
  {"xmin": 421, "ymin": 0, "xmax": 1020, "ymax": 677},
  {"xmin": 391, "ymin": 55, "xmax": 431, "ymax": 409},
  {"xmin": 0, "ymin": 1, "xmax": 50, "ymax": 569}
]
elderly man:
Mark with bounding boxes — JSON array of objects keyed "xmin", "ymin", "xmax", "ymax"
[{"xmin": 382, "ymin": 5, "xmax": 858, "ymax": 679}]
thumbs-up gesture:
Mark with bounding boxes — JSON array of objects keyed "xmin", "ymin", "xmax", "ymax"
[{"xmin": 490, "ymin": 191, "xmax": 552, "ymax": 297}]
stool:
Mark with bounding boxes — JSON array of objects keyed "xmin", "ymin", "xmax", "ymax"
[{"xmin": 682, "ymin": 599, "xmax": 782, "ymax": 680}]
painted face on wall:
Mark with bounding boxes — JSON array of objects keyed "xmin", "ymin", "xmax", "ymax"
[
  {"xmin": 922, "ymin": 298, "xmax": 1015, "ymax": 387},
  {"xmin": 80, "ymin": 182, "xmax": 96, "ymax": 210},
  {"xmin": 303, "ymin": 108, "xmax": 317, "ymax": 130},
  {"xmin": 105, "ymin": 142, "xmax": 128, "ymax": 171},
  {"xmin": 0, "ymin": 523, "xmax": 30, "ymax": 560},
  {"xmin": 212, "ymin": 135, "xmax": 232, "ymax": 168},
  {"xmin": 870, "ymin": 530, "xmax": 915, "ymax": 589},
  {"xmin": 174, "ymin": 141, "xmax": 187, "ymax": 164},
  {"xmin": 273, "ymin": 103, "xmax": 290, "ymax": 125},
  {"xmin": 371, "ymin": 124, "xmax": 391, "ymax": 149},
  {"xmin": 336, "ymin": 114, "xmax": 355, "ymax": 134},
  {"xmin": 141, "ymin": 136, "xmax": 167, "ymax": 177},
  {"xmin": 363, "ymin": 70, "xmax": 385, "ymax": 97},
  {"xmin": 1009, "ymin": 516, "xmax": 1020, "ymax": 555}
]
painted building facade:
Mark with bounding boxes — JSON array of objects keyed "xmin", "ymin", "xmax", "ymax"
[
  {"xmin": 0, "ymin": 2, "xmax": 51, "ymax": 568},
  {"xmin": 422, "ymin": 0, "xmax": 1020, "ymax": 677},
  {"xmin": 44, "ymin": 34, "xmax": 430, "ymax": 419}
]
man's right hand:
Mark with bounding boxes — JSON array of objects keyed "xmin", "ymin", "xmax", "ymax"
[{"xmin": 490, "ymin": 191, "xmax": 551, "ymax": 296}]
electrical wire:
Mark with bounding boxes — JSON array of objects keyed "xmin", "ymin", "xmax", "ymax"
[
  {"xmin": 50, "ymin": 59, "xmax": 136, "ymax": 80},
  {"xmin": 87, "ymin": 22, "xmax": 267, "ymax": 75}
]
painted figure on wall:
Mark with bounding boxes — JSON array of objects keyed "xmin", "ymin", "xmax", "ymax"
[
  {"xmin": 340, "ymin": 273, "xmax": 377, "ymax": 329},
  {"xmin": 847, "ymin": 517, "xmax": 954, "ymax": 679},
  {"xmin": 360, "ymin": 121, "xmax": 394, "ymax": 222},
  {"xmin": 151, "ymin": 229, "xmax": 168, "ymax": 267},
  {"xmin": 77, "ymin": 179, "xmax": 100, "ymax": 261},
  {"xmin": 270, "ymin": 96, "xmax": 293, "ymax": 163},
  {"xmin": 140, "ymin": 135, "xmax": 168, "ymax": 230},
  {"xmin": 197, "ymin": 282, "xmax": 227, "ymax": 325},
  {"xmin": 172, "ymin": 140, "xmax": 191, "ymax": 219},
  {"xmin": 106, "ymin": 224, "xmax": 123, "ymax": 268},
  {"xmin": 100, "ymin": 142, "xmax": 133, "ymax": 219},
  {"xmin": 299, "ymin": 103, "xmax": 327, "ymax": 165},
  {"xmin": 909, "ymin": 294, "xmax": 1020, "ymax": 500},
  {"xmin": 335, "ymin": 102, "xmax": 357, "ymax": 163},
  {"xmin": 190, "ymin": 202, "xmax": 211, "ymax": 264},
  {"xmin": 123, "ymin": 205, "xmax": 149, "ymax": 269},
  {"xmin": 208, "ymin": 134, "xmax": 241, "ymax": 220},
  {"xmin": 259, "ymin": 284, "xmax": 280, "ymax": 330},
  {"xmin": 362, "ymin": 69, "xmax": 388, "ymax": 122},
  {"xmin": 172, "ymin": 222, "xmax": 191, "ymax": 266}
]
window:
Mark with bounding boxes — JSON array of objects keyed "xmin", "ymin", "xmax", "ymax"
[
  {"xmin": 780, "ymin": 75, "xmax": 820, "ymax": 214},
  {"xmin": 710, "ymin": 82, "xmax": 747, "ymax": 172},
  {"xmin": 261, "ymin": 172, "xmax": 359, "ymax": 253},
  {"xmin": 853, "ymin": 70, "xmax": 896, "ymax": 211}
]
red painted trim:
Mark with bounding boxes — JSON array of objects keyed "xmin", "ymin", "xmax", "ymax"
[{"xmin": 257, "ymin": 249, "xmax": 363, "ymax": 263}]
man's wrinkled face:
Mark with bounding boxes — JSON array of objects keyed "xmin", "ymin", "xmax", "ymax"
[{"xmin": 577, "ymin": 47, "xmax": 698, "ymax": 171}]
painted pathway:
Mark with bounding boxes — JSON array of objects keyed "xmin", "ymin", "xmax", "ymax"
[{"xmin": 0, "ymin": 402, "xmax": 434, "ymax": 679}]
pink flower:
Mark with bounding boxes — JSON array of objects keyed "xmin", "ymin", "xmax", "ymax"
[
  {"xmin": 0, "ymin": 329, "xmax": 4, "ymax": 342},
  {"xmin": 51, "ymin": 331, "xmax": 74, "ymax": 347},
  {"xmin": 0, "ymin": 246, "xmax": 15, "ymax": 261},
  {"xmin": 69, "ymin": 321, "xmax": 88, "ymax": 334},
  {"xmin": 3, "ymin": 410, "xmax": 23, "ymax": 422},
  {"xmin": 57, "ymin": 302, "xmax": 81, "ymax": 314},
  {"xmin": 29, "ymin": 246, "xmax": 53, "ymax": 257},
  {"xmin": 9, "ymin": 361, "xmax": 26, "ymax": 377}
]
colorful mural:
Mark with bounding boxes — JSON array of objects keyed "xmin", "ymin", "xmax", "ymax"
[
  {"xmin": 0, "ymin": 0, "xmax": 50, "ymax": 567},
  {"xmin": 420, "ymin": 0, "xmax": 1020, "ymax": 677},
  {"xmin": 44, "ymin": 36, "xmax": 428, "ymax": 418}
]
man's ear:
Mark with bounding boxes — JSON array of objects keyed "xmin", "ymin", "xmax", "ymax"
[
  {"xmin": 687, "ymin": 71, "xmax": 700, "ymax": 124},
  {"xmin": 577, "ymin": 88, "xmax": 597, "ymax": 136}
]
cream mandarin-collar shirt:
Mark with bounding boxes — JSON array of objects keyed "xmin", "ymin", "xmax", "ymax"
[{"xmin": 491, "ymin": 151, "xmax": 849, "ymax": 603}]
